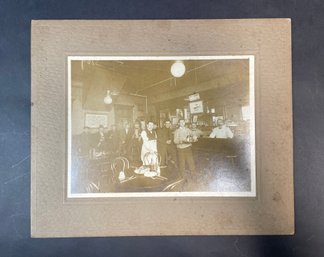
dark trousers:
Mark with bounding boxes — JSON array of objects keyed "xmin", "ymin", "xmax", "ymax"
[
  {"xmin": 177, "ymin": 146, "xmax": 196, "ymax": 176},
  {"xmin": 158, "ymin": 143, "xmax": 178, "ymax": 166},
  {"xmin": 130, "ymin": 140, "xmax": 142, "ymax": 164},
  {"xmin": 167, "ymin": 144, "xmax": 178, "ymax": 166},
  {"xmin": 158, "ymin": 144, "xmax": 168, "ymax": 166}
]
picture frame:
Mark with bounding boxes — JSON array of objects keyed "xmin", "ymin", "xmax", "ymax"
[
  {"xmin": 189, "ymin": 100, "xmax": 204, "ymax": 114},
  {"xmin": 31, "ymin": 19, "xmax": 293, "ymax": 237},
  {"xmin": 84, "ymin": 112, "xmax": 109, "ymax": 128}
]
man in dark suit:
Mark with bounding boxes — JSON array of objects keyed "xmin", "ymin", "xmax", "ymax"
[
  {"xmin": 119, "ymin": 123, "xmax": 133, "ymax": 159},
  {"xmin": 106, "ymin": 124, "xmax": 120, "ymax": 155},
  {"xmin": 94, "ymin": 125, "xmax": 106, "ymax": 153},
  {"xmin": 130, "ymin": 122, "xmax": 142, "ymax": 164},
  {"xmin": 78, "ymin": 126, "xmax": 92, "ymax": 156},
  {"xmin": 157, "ymin": 120, "xmax": 178, "ymax": 168}
]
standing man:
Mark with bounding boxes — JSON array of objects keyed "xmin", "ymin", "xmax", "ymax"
[
  {"xmin": 209, "ymin": 119, "xmax": 234, "ymax": 156},
  {"xmin": 78, "ymin": 126, "xmax": 92, "ymax": 156},
  {"xmin": 140, "ymin": 121, "xmax": 158, "ymax": 166},
  {"xmin": 174, "ymin": 119, "xmax": 197, "ymax": 177},
  {"xmin": 107, "ymin": 124, "xmax": 120, "ymax": 155},
  {"xmin": 94, "ymin": 125, "xmax": 106, "ymax": 152},
  {"xmin": 157, "ymin": 120, "xmax": 178, "ymax": 168},
  {"xmin": 190, "ymin": 123, "xmax": 203, "ymax": 139},
  {"xmin": 120, "ymin": 123, "xmax": 133, "ymax": 159},
  {"xmin": 209, "ymin": 119, "xmax": 234, "ymax": 139},
  {"xmin": 130, "ymin": 122, "xmax": 142, "ymax": 164}
]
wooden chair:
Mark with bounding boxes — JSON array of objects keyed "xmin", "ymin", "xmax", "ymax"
[
  {"xmin": 162, "ymin": 179, "xmax": 185, "ymax": 192},
  {"xmin": 110, "ymin": 157, "xmax": 130, "ymax": 183}
]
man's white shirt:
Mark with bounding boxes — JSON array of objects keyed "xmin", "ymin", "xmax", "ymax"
[{"xmin": 209, "ymin": 126, "xmax": 234, "ymax": 139}]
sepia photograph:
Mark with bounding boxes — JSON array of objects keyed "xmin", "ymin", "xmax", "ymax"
[{"xmin": 68, "ymin": 56, "xmax": 255, "ymax": 197}]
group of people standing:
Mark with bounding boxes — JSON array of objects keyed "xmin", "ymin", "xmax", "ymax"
[
  {"xmin": 77, "ymin": 123, "xmax": 142, "ymax": 162},
  {"xmin": 76, "ymin": 118, "xmax": 234, "ymax": 178}
]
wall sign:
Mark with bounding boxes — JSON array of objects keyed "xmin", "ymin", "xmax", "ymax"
[{"xmin": 84, "ymin": 113, "xmax": 108, "ymax": 128}]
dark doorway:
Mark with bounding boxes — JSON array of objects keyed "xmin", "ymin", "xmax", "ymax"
[{"xmin": 114, "ymin": 104, "xmax": 134, "ymax": 128}]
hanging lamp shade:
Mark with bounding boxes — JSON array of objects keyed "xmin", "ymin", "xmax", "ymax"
[
  {"xmin": 170, "ymin": 61, "xmax": 186, "ymax": 78},
  {"xmin": 104, "ymin": 90, "xmax": 113, "ymax": 104}
]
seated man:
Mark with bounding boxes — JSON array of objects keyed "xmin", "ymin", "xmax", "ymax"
[{"xmin": 209, "ymin": 119, "xmax": 234, "ymax": 139}]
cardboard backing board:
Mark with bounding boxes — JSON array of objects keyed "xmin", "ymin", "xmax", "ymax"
[{"xmin": 31, "ymin": 19, "xmax": 293, "ymax": 237}]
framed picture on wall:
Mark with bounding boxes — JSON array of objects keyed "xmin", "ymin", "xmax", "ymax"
[
  {"xmin": 189, "ymin": 100, "xmax": 204, "ymax": 114},
  {"xmin": 31, "ymin": 19, "xmax": 293, "ymax": 237},
  {"xmin": 84, "ymin": 112, "xmax": 108, "ymax": 128}
]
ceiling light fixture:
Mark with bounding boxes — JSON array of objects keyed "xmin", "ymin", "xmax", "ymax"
[
  {"xmin": 104, "ymin": 90, "xmax": 113, "ymax": 104},
  {"xmin": 170, "ymin": 61, "xmax": 186, "ymax": 78}
]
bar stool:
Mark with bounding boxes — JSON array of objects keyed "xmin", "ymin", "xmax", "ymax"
[{"xmin": 225, "ymin": 155, "xmax": 237, "ymax": 167}]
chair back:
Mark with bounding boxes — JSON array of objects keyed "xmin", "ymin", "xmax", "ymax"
[
  {"xmin": 111, "ymin": 157, "xmax": 130, "ymax": 183},
  {"xmin": 162, "ymin": 179, "xmax": 185, "ymax": 192}
]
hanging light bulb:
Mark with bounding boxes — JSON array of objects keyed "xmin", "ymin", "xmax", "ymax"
[
  {"xmin": 104, "ymin": 90, "xmax": 113, "ymax": 104},
  {"xmin": 171, "ymin": 61, "xmax": 186, "ymax": 78}
]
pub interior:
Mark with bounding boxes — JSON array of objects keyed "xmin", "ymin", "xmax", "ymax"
[{"xmin": 70, "ymin": 59, "xmax": 252, "ymax": 193}]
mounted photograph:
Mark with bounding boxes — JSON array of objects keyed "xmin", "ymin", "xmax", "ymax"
[
  {"xmin": 32, "ymin": 19, "xmax": 293, "ymax": 236},
  {"xmin": 68, "ymin": 56, "xmax": 255, "ymax": 197}
]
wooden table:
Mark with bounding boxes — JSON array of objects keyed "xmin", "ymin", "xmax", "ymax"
[{"xmin": 110, "ymin": 166, "xmax": 184, "ymax": 192}]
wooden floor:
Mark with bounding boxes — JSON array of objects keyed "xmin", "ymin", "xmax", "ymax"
[{"xmin": 70, "ymin": 139, "xmax": 251, "ymax": 194}]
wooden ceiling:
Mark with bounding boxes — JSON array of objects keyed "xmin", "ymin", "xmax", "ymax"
[{"xmin": 71, "ymin": 59, "xmax": 249, "ymax": 100}]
